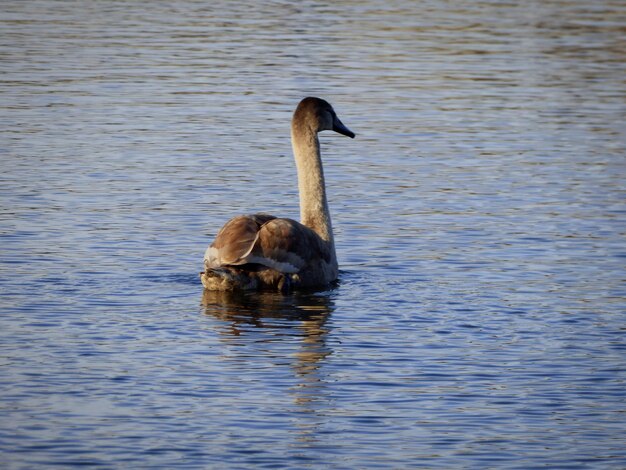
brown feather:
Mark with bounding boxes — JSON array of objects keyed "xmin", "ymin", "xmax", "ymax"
[
  {"xmin": 208, "ymin": 214, "xmax": 329, "ymax": 274},
  {"xmin": 209, "ymin": 214, "xmax": 276, "ymax": 265},
  {"xmin": 252, "ymin": 218, "xmax": 330, "ymax": 270},
  {"xmin": 203, "ymin": 213, "xmax": 337, "ymax": 291}
]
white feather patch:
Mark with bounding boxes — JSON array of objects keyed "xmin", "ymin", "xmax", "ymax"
[
  {"xmin": 204, "ymin": 245, "xmax": 220, "ymax": 267},
  {"xmin": 246, "ymin": 255, "xmax": 301, "ymax": 274}
]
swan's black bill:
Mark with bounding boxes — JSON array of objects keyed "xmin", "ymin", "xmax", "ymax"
[{"xmin": 333, "ymin": 119, "xmax": 356, "ymax": 138}]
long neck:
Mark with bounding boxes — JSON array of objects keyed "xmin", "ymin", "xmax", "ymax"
[{"xmin": 291, "ymin": 125, "xmax": 336, "ymax": 256}]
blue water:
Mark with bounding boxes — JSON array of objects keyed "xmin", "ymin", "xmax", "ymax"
[{"xmin": 1, "ymin": 1, "xmax": 625, "ymax": 468}]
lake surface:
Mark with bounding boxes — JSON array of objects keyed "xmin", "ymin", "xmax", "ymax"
[{"xmin": 1, "ymin": 1, "xmax": 625, "ymax": 468}]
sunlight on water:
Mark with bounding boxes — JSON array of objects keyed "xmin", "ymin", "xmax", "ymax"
[{"xmin": 1, "ymin": 0, "xmax": 625, "ymax": 468}]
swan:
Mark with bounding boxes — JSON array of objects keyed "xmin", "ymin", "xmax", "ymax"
[{"xmin": 200, "ymin": 97, "xmax": 355, "ymax": 291}]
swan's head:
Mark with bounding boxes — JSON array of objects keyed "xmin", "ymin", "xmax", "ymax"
[{"xmin": 293, "ymin": 97, "xmax": 355, "ymax": 139}]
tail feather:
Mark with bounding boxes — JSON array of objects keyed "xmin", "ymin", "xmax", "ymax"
[
  {"xmin": 200, "ymin": 266, "xmax": 297, "ymax": 292},
  {"xmin": 200, "ymin": 267, "xmax": 258, "ymax": 291}
]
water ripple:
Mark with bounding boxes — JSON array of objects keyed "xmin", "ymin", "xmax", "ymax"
[{"xmin": 2, "ymin": 0, "xmax": 625, "ymax": 468}]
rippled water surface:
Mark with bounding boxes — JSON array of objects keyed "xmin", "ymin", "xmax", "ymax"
[{"xmin": 2, "ymin": 1, "xmax": 625, "ymax": 468}]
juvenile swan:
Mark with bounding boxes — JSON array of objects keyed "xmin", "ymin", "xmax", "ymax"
[{"xmin": 201, "ymin": 97, "xmax": 355, "ymax": 291}]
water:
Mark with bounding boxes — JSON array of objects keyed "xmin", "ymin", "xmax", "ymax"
[{"xmin": 1, "ymin": 1, "xmax": 625, "ymax": 468}]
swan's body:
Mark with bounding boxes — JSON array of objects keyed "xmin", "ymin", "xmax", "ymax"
[{"xmin": 201, "ymin": 97, "xmax": 355, "ymax": 291}]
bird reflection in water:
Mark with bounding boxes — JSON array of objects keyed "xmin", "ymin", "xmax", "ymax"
[{"xmin": 200, "ymin": 289, "xmax": 334, "ymax": 415}]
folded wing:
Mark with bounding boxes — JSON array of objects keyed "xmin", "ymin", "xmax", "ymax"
[{"xmin": 205, "ymin": 214, "xmax": 328, "ymax": 274}]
